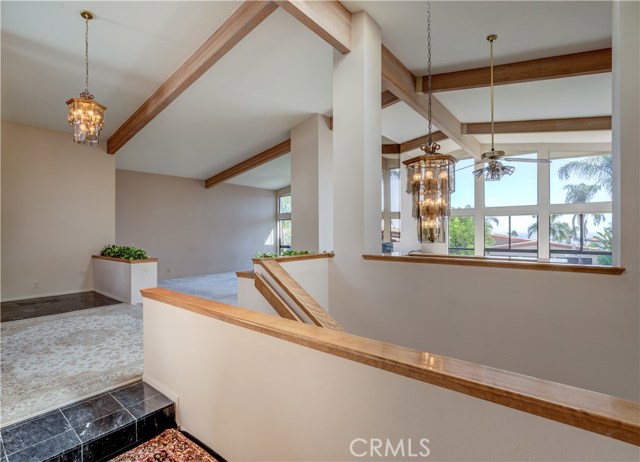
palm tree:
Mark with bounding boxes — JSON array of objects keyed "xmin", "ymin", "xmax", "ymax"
[
  {"xmin": 563, "ymin": 184, "xmax": 605, "ymax": 236},
  {"xmin": 557, "ymin": 155, "xmax": 612, "ymax": 196},
  {"xmin": 527, "ymin": 215, "xmax": 574, "ymax": 244}
]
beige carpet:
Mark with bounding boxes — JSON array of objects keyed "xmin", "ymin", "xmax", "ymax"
[{"xmin": 1, "ymin": 304, "xmax": 143, "ymax": 426}]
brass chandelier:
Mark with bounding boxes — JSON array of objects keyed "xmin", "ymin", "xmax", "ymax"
[
  {"xmin": 404, "ymin": 1, "xmax": 456, "ymax": 243},
  {"xmin": 66, "ymin": 10, "xmax": 106, "ymax": 146}
]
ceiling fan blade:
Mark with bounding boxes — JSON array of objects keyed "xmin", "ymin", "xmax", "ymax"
[
  {"xmin": 503, "ymin": 157, "xmax": 551, "ymax": 164},
  {"xmin": 472, "ymin": 167, "xmax": 486, "ymax": 178},
  {"xmin": 456, "ymin": 163, "xmax": 482, "ymax": 172}
]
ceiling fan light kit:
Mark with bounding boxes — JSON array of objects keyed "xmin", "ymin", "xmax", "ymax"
[
  {"xmin": 66, "ymin": 10, "xmax": 106, "ymax": 147},
  {"xmin": 403, "ymin": 1, "xmax": 456, "ymax": 244}
]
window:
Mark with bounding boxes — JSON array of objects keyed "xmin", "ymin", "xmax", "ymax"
[
  {"xmin": 549, "ymin": 213, "xmax": 612, "ymax": 265},
  {"xmin": 484, "ymin": 153, "xmax": 538, "ymax": 207},
  {"xmin": 550, "ymin": 153, "xmax": 611, "ymax": 205},
  {"xmin": 448, "ymin": 217, "xmax": 475, "ymax": 255},
  {"xmin": 277, "ymin": 188, "xmax": 291, "ymax": 251},
  {"xmin": 485, "ymin": 215, "xmax": 538, "ymax": 259},
  {"xmin": 451, "ymin": 158, "xmax": 475, "ymax": 210},
  {"xmin": 448, "ymin": 149, "xmax": 613, "ymax": 266},
  {"xmin": 382, "ymin": 160, "xmax": 401, "ymax": 243}
]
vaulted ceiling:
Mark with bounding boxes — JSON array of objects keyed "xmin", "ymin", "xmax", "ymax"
[{"xmin": 1, "ymin": 1, "xmax": 613, "ymax": 189}]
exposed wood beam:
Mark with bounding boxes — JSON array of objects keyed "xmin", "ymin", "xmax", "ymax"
[
  {"xmin": 381, "ymin": 45, "xmax": 481, "ymax": 158},
  {"xmin": 382, "ymin": 144, "xmax": 400, "ymax": 154},
  {"xmin": 418, "ymin": 48, "xmax": 612, "ymax": 93},
  {"xmin": 399, "ymin": 131, "xmax": 448, "ymax": 153},
  {"xmin": 381, "ymin": 90, "xmax": 400, "ymax": 109},
  {"xmin": 382, "ymin": 131, "xmax": 449, "ymax": 156},
  {"xmin": 204, "ymin": 139, "xmax": 291, "ymax": 188},
  {"xmin": 275, "ymin": 0, "xmax": 351, "ymax": 54},
  {"xmin": 463, "ymin": 116, "xmax": 612, "ymax": 135},
  {"xmin": 107, "ymin": 2, "xmax": 279, "ymax": 155}
]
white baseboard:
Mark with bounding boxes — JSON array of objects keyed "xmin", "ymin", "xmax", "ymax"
[
  {"xmin": 92, "ymin": 289, "xmax": 127, "ymax": 304},
  {"xmin": 1, "ymin": 289, "xmax": 92, "ymax": 303}
]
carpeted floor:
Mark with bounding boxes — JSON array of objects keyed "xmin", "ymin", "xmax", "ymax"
[
  {"xmin": 158, "ymin": 272, "xmax": 238, "ymax": 305},
  {"xmin": 0, "ymin": 304, "xmax": 143, "ymax": 426},
  {"xmin": 111, "ymin": 429, "xmax": 219, "ymax": 462}
]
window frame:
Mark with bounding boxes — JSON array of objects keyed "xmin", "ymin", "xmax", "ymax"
[
  {"xmin": 276, "ymin": 187, "xmax": 291, "ymax": 252},
  {"xmin": 449, "ymin": 146, "xmax": 613, "ymax": 265}
]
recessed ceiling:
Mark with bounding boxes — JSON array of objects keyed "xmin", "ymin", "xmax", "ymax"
[
  {"xmin": 381, "ymin": 101, "xmax": 438, "ymax": 144},
  {"xmin": 343, "ymin": 1, "xmax": 612, "ymax": 74},
  {"xmin": 436, "ymin": 74, "xmax": 612, "ymax": 123},
  {"xmin": 115, "ymin": 8, "xmax": 333, "ymax": 180},
  {"xmin": 227, "ymin": 154, "xmax": 291, "ymax": 191}
]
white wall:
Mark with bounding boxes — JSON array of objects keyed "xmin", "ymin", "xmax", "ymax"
[
  {"xmin": 329, "ymin": 258, "xmax": 638, "ymax": 401},
  {"xmin": 290, "ymin": 114, "xmax": 333, "ymax": 253},
  {"xmin": 116, "ymin": 169, "xmax": 276, "ymax": 279},
  {"xmin": 1, "ymin": 121, "xmax": 115, "ymax": 301},
  {"xmin": 144, "ymin": 297, "xmax": 637, "ymax": 462},
  {"xmin": 279, "ymin": 258, "xmax": 330, "ymax": 310}
]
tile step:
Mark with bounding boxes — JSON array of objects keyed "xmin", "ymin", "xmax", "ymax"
[{"xmin": 1, "ymin": 381, "xmax": 175, "ymax": 462}]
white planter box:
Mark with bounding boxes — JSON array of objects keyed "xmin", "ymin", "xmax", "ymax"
[{"xmin": 93, "ymin": 255, "xmax": 158, "ymax": 304}]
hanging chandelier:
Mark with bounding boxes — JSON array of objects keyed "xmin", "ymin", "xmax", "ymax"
[
  {"xmin": 66, "ymin": 10, "xmax": 106, "ymax": 147},
  {"xmin": 404, "ymin": 1, "xmax": 456, "ymax": 244}
]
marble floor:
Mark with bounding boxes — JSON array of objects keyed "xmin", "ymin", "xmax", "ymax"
[
  {"xmin": 1, "ymin": 292, "xmax": 120, "ymax": 322},
  {"xmin": 0, "ymin": 381, "xmax": 175, "ymax": 462},
  {"xmin": 158, "ymin": 272, "xmax": 239, "ymax": 305}
]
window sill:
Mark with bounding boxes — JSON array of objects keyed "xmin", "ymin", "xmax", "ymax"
[{"xmin": 362, "ymin": 253, "xmax": 625, "ymax": 275}]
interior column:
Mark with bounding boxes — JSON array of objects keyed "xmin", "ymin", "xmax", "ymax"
[
  {"xmin": 332, "ymin": 11, "xmax": 381, "ymax": 256},
  {"xmin": 290, "ymin": 114, "xmax": 334, "ymax": 253}
]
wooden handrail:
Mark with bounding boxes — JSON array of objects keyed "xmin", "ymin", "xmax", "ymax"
[
  {"xmin": 363, "ymin": 254, "xmax": 625, "ymax": 275},
  {"xmin": 252, "ymin": 252, "xmax": 335, "ymax": 264},
  {"xmin": 255, "ymin": 259, "xmax": 343, "ymax": 331},
  {"xmin": 141, "ymin": 287, "xmax": 640, "ymax": 446},
  {"xmin": 254, "ymin": 273, "xmax": 302, "ymax": 322}
]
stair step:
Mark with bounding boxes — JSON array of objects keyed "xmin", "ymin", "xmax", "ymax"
[{"xmin": 1, "ymin": 381, "xmax": 175, "ymax": 462}]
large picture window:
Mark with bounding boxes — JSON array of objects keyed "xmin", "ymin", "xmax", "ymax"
[{"xmin": 449, "ymin": 150, "xmax": 612, "ymax": 266}]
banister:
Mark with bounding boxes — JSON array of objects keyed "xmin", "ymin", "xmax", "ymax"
[
  {"xmin": 363, "ymin": 254, "xmax": 625, "ymax": 275},
  {"xmin": 141, "ymin": 287, "xmax": 640, "ymax": 446},
  {"xmin": 255, "ymin": 259, "xmax": 343, "ymax": 331},
  {"xmin": 254, "ymin": 272, "xmax": 302, "ymax": 322}
]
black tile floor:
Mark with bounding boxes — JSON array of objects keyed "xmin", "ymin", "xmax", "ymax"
[
  {"xmin": 0, "ymin": 381, "xmax": 175, "ymax": 462},
  {"xmin": 1, "ymin": 292, "xmax": 121, "ymax": 322}
]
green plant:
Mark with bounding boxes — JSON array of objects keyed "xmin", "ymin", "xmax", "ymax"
[
  {"xmin": 100, "ymin": 244, "xmax": 149, "ymax": 260},
  {"xmin": 254, "ymin": 249, "xmax": 312, "ymax": 259}
]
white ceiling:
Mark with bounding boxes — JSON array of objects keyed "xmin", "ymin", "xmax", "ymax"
[
  {"xmin": 1, "ymin": 1, "xmax": 614, "ymax": 190},
  {"xmin": 227, "ymin": 154, "xmax": 291, "ymax": 191},
  {"xmin": 343, "ymin": 1, "xmax": 612, "ymax": 75}
]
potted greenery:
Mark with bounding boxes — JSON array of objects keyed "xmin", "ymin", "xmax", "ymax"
[{"xmin": 92, "ymin": 245, "xmax": 158, "ymax": 304}]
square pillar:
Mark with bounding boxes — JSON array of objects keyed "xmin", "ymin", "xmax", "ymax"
[
  {"xmin": 332, "ymin": 12, "xmax": 382, "ymax": 256},
  {"xmin": 291, "ymin": 114, "xmax": 333, "ymax": 253}
]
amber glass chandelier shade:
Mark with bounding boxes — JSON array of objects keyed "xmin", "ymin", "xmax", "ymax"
[
  {"xmin": 404, "ymin": 153, "xmax": 456, "ymax": 243},
  {"xmin": 66, "ymin": 97, "xmax": 106, "ymax": 146},
  {"xmin": 67, "ymin": 10, "xmax": 106, "ymax": 147}
]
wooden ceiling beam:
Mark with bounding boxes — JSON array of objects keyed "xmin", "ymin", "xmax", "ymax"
[
  {"xmin": 205, "ymin": 139, "xmax": 291, "ymax": 188},
  {"xmin": 463, "ymin": 116, "xmax": 612, "ymax": 135},
  {"xmin": 381, "ymin": 45, "xmax": 481, "ymax": 159},
  {"xmin": 419, "ymin": 48, "xmax": 612, "ymax": 93},
  {"xmin": 399, "ymin": 131, "xmax": 448, "ymax": 153},
  {"xmin": 381, "ymin": 90, "xmax": 400, "ymax": 109},
  {"xmin": 275, "ymin": 0, "xmax": 351, "ymax": 54},
  {"xmin": 107, "ymin": 1, "xmax": 278, "ymax": 155}
]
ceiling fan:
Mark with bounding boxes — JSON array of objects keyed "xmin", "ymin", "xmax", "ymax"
[{"xmin": 462, "ymin": 35, "xmax": 550, "ymax": 181}]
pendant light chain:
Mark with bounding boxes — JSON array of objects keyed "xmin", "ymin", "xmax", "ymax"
[
  {"xmin": 489, "ymin": 36, "xmax": 495, "ymax": 151},
  {"xmin": 84, "ymin": 16, "xmax": 90, "ymax": 95},
  {"xmin": 426, "ymin": 0, "xmax": 432, "ymax": 147}
]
